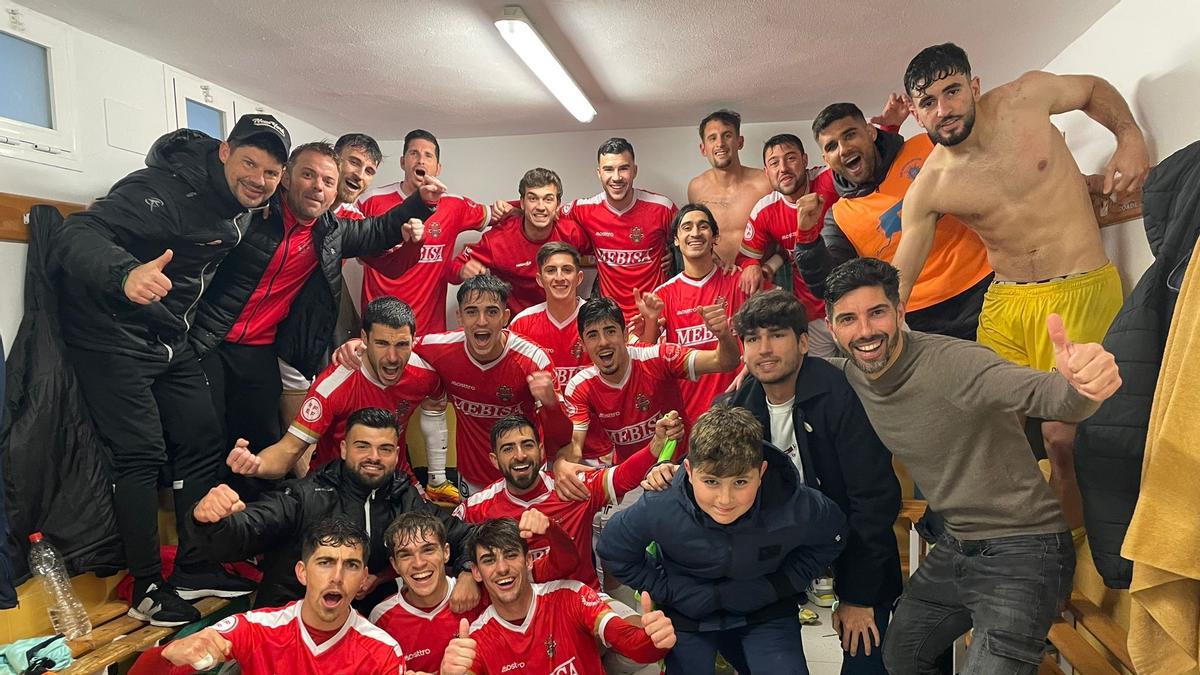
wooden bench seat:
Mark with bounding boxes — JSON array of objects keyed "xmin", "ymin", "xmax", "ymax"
[{"xmin": 57, "ymin": 597, "xmax": 230, "ymax": 674}]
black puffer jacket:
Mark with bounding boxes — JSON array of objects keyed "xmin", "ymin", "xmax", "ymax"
[
  {"xmin": 48, "ymin": 130, "xmax": 255, "ymax": 360},
  {"xmin": 1075, "ymin": 140, "xmax": 1200, "ymax": 589},
  {"xmin": 188, "ymin": 460, "xmax": 475, "ymax": 610},
  {"xmin": 2, "ymin": 207, "xmax": 124, "ymax": 588},
  {"xmin": 189, "ymin": 192, "xmax": 430, "ymax": 377}
]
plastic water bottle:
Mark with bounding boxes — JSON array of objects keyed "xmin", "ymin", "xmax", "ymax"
[{"xmin": 27, "ymin": 532, "xmax": 91, "ymax": 639}]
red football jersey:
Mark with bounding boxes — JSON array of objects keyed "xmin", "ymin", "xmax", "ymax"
[
  {"xmin": 564, "ymin": 343, "xmax": 695, "ymax": 463},
  {"xmin": 565, "ymin": 189, "xmax": 677, "ymax": 320},
  {"xmin": 227, "ymin": 202, "xmax": 319, "ymax": 345},
  {"xmin": 358, "ymin": 185, "xmax": 488, "ymax": 333},
  {"xmin": 334, "ymin": 202, "xmax": 365, "ymax": 220},
  {"xmin": 738, "ymin": 169, "xmax": 837, "ymax": 321},
  {"xmin": 288, "ymin": 357, "xmax": 443, "ymax": 484},
  {"xmin": 451, "ymin": 212, "xmax": 592, "ymax": 315},
  {"xmin": 415, "ymin": 331, "xmax": 555, "ymax": 486},
  {"xmin": 369, "ymin": 576, "xmax": 482, "ymax": 674},
  {"xmin": 509, "ymin": 301, "xmax": 612, "ymax": 461},
  {"xmin": 467, "ymin": 581, "xmax": 616, "ymax": 675},
  {"xmin": 209, "ymin": 601, "xmax": 405, "ymax": 675},
  {"xmin": 453, "ymin": 446, "xmax": 655, "ymax": 589},
  {"xmin": 652, "ymin": 267, "xmax": 747, "ymax": 423}
]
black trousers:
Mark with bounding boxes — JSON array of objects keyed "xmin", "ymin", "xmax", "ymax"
[
  {"xmin": 201, "ymin": 342, "xmax": 282, "ymax": 455},
  {"xmin": 67, "ymin": 343, "xmax": 222, "ymax": 581},
  {"xmin": 906, "ymin": 274, "xmax": 993, "ymax": 341}
]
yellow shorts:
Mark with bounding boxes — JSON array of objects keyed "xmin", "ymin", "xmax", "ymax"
[{"xmin": 977, "ymin": 262, "xmax": 1123, "ymax": 372}]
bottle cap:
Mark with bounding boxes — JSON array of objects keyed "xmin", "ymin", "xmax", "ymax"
[{"xmin": 28, "ymin": 532, "xmax": 43, "ymax": 543}]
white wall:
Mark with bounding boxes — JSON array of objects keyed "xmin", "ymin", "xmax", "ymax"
[
  {"xmin": 0, "ymin": 3, "xmax": 332, "ymax": 353},
  {"xmin": 1044, "ymin": 0, "xmax": 1200, "ymax": 290}
]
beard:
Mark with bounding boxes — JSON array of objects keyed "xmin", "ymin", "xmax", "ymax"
[
  {"xmin": 928, "ymin": 107, "xmax": 977, "ymax": 146},
  {"xmin": 348, "ymin": 462, "xmax": 393, "ymax": 490},
  {"xmin": 838, "ymin": 330, "xmax": 901, "ymax": 375},
  {"xmin": 501, "ymin": 464, "xmax": 540, "ymax": 491}
]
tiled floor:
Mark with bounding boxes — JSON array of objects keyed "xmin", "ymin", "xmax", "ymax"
[{"xmin": 800, "ymin": 604, "xmax": 850, "ymax": 675}]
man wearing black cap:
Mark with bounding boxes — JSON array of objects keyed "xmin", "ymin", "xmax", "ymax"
[
  {"xmin": 49, "ymin": 114, "xmax": 291, "ymax": 626},
  {"xmin": 190, "ymin": 139, "xmax": 444, "ymax": 467}
]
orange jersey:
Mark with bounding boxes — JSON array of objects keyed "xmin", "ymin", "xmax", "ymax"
[{"xmin": 830, "ymin": 135, "xmax": 991, "ymax": 312}]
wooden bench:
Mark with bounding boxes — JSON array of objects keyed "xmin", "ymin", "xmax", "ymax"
[
  {"xmin": 1040, "ymin": 593, "xmax": 1132, "ymax": 675},
  {"xmin": 56, "ymin": 597, "xmax": 230, "ymax": 674}
]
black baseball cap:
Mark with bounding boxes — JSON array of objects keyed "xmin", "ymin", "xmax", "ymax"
[{"xmin": 226, "ymin": 113, "xmax": 291, "ymax": 164}]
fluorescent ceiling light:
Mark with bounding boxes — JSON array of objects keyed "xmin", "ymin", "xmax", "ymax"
[{"xmin": 495, "ymin": 6, "xmax": 596, "ymax": 123}]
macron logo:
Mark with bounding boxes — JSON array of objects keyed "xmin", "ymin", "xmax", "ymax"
[{"xmin": 145, "ymin": 197, "xmax": 163, "ymax": 212}]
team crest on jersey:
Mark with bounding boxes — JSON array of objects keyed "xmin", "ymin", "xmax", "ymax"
[
  {"xmin": 635, "ymin": 393, "xmax": 651, "ymax": 412},
  {"xmin": 212, "ymin": 615, "xmax": 239, "ymax": 633},
  {"xmin": 497, "ymin": 385, "xmax": 514, "ymax": 402},
  {"xmin": 300, "ymin": 397, "xmax": 323, "ymax": 422},
  {"xmin": 545, "ymin": 633, "xmax": 557, "ymax": 659},
  {"xmin": 743, "ymin": 222, "xmax": 755, "ymax": 241},
  {"xmin": 395, "ymin": 401, "xmax": 411, "ymax": 422},
  {"xmin": 571, "ymin": 340, "xmax": 584, "ymax": 359},
  {"xmin": 630, "ymin": 225, "xmax": 644, "ymax": 243},
  {"xmin": 428, "ymin": 220, "xmax": 443, "ymax": 239},
  {"xmin": 902, "ymin": 157, "xmax": 922, "ymax": 180}
]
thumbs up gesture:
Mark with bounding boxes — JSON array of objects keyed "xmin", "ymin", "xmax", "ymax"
[
  {"xmin": 638, "ymin": 592, "xmax": 677, "ymax": 649},
  {"xmin": 123, "ymin": 249, "xmax": 174, "ymax": 304},
  {"xmin": 1047, "ymin": 313, "xmax": 1121, "ymax": 401},
  {"xmin": 439, "ymin": 618, "xmax": 476, "ymax": 675}
]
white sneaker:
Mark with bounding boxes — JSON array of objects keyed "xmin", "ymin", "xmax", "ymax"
[{"xmin": 808, "ymin": 576, "xmax": 837, "ymax": 607}]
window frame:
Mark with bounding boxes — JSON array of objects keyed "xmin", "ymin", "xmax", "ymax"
[{"xmin": 0, "ymin": 4, "xmax": 79, "ymax": 170}]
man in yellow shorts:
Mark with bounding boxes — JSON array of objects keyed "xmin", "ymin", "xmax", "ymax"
[{"xmin": 892, "ymin": 43, "xmax": 1149, "ymax": 537}]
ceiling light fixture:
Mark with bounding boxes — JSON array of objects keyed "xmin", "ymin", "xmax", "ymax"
[{"xmin": 495, "ymin": 6, "xmax": 595, "ymax": 123}]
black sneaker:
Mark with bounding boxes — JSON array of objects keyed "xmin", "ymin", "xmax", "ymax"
[
  {"xmin": 169, "ymin": 563, "xmax": 257, "ymax": 600},
  {"xmin": 128, "ymin": 581, "xmax": 200, "ymax": 627}
]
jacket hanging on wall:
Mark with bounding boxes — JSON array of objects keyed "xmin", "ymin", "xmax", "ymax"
[
  {"xmin": 0, "ymin": 205, "xmax": 124, "ymax": 584},
  {"xmin": 1074, "ymin": 139, "xmax": 1200, "ymax": 589},
  {"xmin": 0, "ymin": 334, "xmax": 13, "ymax": 608}
]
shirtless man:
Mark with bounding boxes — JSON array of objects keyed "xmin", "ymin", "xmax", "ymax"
[
  {"xmin": 687, "ymin": 110, "xmax": 772, "ymax": 263},
  {"xmin": 893, "ymin": 42, "xmax": 1150, "ymax": 535}
]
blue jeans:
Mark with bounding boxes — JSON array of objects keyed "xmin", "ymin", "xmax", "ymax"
[
  {"xmin": 666, "ymin": 614, "xmax": 809, "ymax": 674},
  {"xmin": 882, "ymin": 531, "xmax": 1074, "ymax": 675}
]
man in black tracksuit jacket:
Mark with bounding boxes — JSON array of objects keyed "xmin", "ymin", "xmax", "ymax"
[
  {"xmin": 722, "ymin": 289, "xmax": 902, "ymax": 674},
  {"xmin": 48, "ymin": 115, "xmax": 292, "ymax": 626},
  {"xmin": 188, "ymin": 141, "xmax": 437, "ymax": 457},
  {"xmin": 187, "ymin": 408, "xmax": 476, "ymax": 611}
]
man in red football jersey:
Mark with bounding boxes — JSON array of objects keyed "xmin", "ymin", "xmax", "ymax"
[
  {"xmin": 439, "ymin": 517, "xmax": 677, "ymax": 675},
  {"xmin": 226, "ymin": 296, "xmax": 443, "ymax": 489},
  {"xmin": 413, "ymin": 275, "xmax": 571, "ymax": 495},
  {"xmin": 454, "ymin": 414, "xmax": 678, "ymax": 590},
  {"xmin": 370, "ymin": 509, "xmax": 578, "ymax": 673},
  {"xmin": 453, "ymin": 168, "xmax": 592, "ymax": 315},
  {"xmin": 635, "ymin": 204, "xmax": 751, "ymax": 423},
  {"xmin": 557, "ymin": 296, "xmax": 739, "ymax": 497},
  {"xmin": 132, "ymin": 518, "xmax": 405, "ymax": 675},
  {"xmin": 509, "ymin": 242, "xmax": 612, "ymax": 461},
  {"xmin": 567, "ymin": 137, "xmax": 678, "ymax": 320},
  {"xmin": 357, "ymin": 129, "xmax": 490, "ymax": 334}
]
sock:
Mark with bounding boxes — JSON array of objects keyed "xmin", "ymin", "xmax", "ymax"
[{"xmin": 420, "ymin": 407, "xmax": 449, "ymax": 484}]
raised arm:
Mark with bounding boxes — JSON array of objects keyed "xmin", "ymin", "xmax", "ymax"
[
  {"xmin": 690, "ymin": 304, "xmax": 741, "ymax": 376},
  {"xmin": 1014, "ymin": 71, "xmax": 1149, "ymax": 195}
]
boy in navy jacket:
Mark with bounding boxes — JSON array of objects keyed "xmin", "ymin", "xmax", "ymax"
[{"xmin": 597, "ymin": 404, "xmax": 846, "ymax": 674}]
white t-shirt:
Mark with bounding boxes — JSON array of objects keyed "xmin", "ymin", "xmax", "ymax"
[{"xmin": 767, "ymin": 397, "xmax": 804, "ymax": 481}]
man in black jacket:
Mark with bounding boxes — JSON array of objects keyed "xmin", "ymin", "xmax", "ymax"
[
  {"xmin": 725, "ymin": 288, "xmax": 901, "ymax": 674},
  {"xmin": 190, "ymin": 141, "xmax": 442, "ymax": 458},
  {"xmin": 189, "ymin": 407, "xmax": 479, "ymax": 613},
  {"xmin": 48, "ymin": 114, "xmax": 291, "ymax": 626}
]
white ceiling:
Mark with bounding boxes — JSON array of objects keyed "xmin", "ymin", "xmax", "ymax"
[{"xmin": 22, "ymin": 0, "xmax": 1117, "ymax": 139}]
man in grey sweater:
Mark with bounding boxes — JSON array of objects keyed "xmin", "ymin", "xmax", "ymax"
[{"xmin": 822, "ymin": 258, "xmax": 1121, "ymax": 675}]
